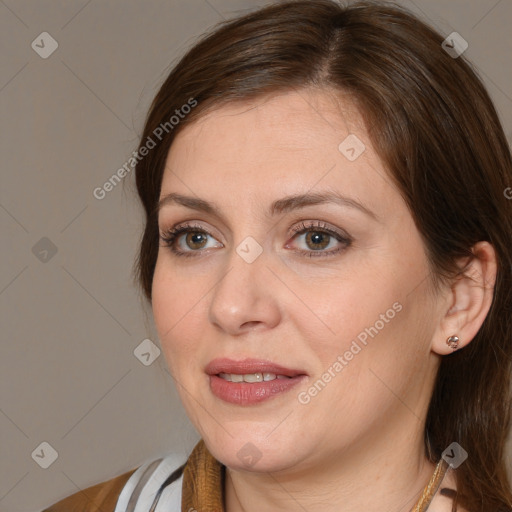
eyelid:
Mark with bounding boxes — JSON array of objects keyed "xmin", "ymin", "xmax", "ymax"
[
  {"xmin": 284, "ymin": 220, "xmax": 352, "ymax": 256},
  {"xmin": 159, "ymin": 222, "xmax": 222, "ymax": 249},
  {"xmin": 159, "ymin": 220, "xmax": 218, "ymax": 238},
  {"xmin": 159, "ymin": 219, "xmax": 348, "ymax": 240},
  {"xmin": 288, "ymin": 220, "xmax": 350, "ymax": 239}
]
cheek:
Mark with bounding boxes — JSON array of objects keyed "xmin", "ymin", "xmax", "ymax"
[
  {"xmin": 151, "ymin": 262, "xmax": 176, "ymax": 339},
  {"xmin": 151, "ymin": 258, "xmax": 205, "ymax": 364},
  {"xmin": 312, "ymin": 276, "xmax": 437, "ymax": 424},
  {"xmin": 290, "ymin": 266, "xmax": 404, "ymax": 359},
  {"xmin": 296, "ymin": 249, "xmax": 434, "ymax": 388}
]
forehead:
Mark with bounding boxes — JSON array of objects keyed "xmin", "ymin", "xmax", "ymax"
[
  {"xmin": 160, "ymin": 89, "xmax": 397, "ymax": 216},
  {"xmin": 167, "ymin": 89, "xmax": 365, "ymax": 162}
]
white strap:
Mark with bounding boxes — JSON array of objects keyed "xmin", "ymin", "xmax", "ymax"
[{"xmin": 114, "ymin": 454, "xmax": 185, "ymax": 512}]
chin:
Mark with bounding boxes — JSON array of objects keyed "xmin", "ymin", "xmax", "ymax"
[{"xmin": 203, "ymin": 429, "xmax": 308, "ymax": 473}]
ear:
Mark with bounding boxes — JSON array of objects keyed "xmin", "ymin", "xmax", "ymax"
[{"xmin": 432, "ymin": 241, "xmax": 497, "ymax": 355}]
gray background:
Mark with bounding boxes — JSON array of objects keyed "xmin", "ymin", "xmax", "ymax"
[{"xmin": 1, "ymin": 1, "xmax": 511, "ymax": 510}]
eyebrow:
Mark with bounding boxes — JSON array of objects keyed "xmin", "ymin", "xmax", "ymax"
[{"xmin": 157, "ymin": 191, "xmax": 378, "ymax": 221}]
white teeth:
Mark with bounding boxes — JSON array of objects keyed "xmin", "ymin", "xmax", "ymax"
[
  {"xmin": 243, "ymin": 373, "xmax": 263, "ymax": 383},
  {"xmin": 218, "ymin": 372, "xmax": 292, "ymax": 383}
]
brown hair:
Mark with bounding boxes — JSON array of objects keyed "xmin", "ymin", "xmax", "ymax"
[{"xmin": 133, "ymin": 1, "xmax": 512, "ymax": 509}]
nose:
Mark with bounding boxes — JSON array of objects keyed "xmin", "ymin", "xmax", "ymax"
[{"xmin": 208, "ymin": 245, "xmax": 282, "ymax": 336}]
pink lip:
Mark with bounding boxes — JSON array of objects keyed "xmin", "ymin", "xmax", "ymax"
[
  {"xmin": 204, "ymin": 358, "xmax": 307, "ymax": 377},
  {"xmin": 205, "ymin": 358, "xmax": 308, "ymax": 406}
]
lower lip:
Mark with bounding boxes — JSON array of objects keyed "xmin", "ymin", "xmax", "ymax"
[{"xmin": 209, "ymin": 374, "xmax": 307, "ymax": 405}]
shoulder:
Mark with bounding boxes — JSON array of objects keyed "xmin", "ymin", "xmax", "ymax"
[
  {"xmin": 41, "ymin": 453, "xmax": 187, "ymax": 512},
  {"xmin": 41, "ymin": 467, "xmax": 138, "ymax": 512}
]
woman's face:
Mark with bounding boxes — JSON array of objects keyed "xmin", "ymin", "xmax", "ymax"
[{"xmin": 152, "ymin": 89, "xmax": 442, "ymax": 473}]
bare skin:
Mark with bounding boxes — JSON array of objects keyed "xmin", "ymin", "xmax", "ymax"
[{"xmin": 151, "ymin": 89, "xmax": 496, "ymax": 512}]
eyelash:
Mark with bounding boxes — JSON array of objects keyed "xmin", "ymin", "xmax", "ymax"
[{"xmin": 159, "ymin": 220, "xmax": 352, "ymax": 259}]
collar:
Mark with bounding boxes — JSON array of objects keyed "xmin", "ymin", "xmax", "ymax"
[
  {"xmin": 182, "ymin": 439, "xmax": 225, "ymax": 511},
  {"xmin": 181, "ymin": 439, "xmax": 449, "ymax": 512}
]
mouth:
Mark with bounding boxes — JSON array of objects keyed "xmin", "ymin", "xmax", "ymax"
[{"xmin": 205, "ymin": 358, "xmax": 308, "ymax": 406}]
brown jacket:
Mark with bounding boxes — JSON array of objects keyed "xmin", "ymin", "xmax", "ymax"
[
  {"xmin": 41, "ymin": 467, "xmax": 137, "ymax": 512},
  {"xmin": 41, "ymin": 440, "xmax": 464, "ymax": 512}
]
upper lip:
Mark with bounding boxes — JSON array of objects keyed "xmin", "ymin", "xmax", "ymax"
[{"xmin": 205, "ymin": 358, "xmax": 307, "ymax": 377}]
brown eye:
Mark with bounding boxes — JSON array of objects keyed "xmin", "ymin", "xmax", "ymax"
[
  {"xmin": 288, "ymin": 221, "xmax": 352, "ymax": 258},
  {"xmin": 159, "ymin": 223, "xmax": 222, "ymax": 257},
  {"xmin": 184, "ymin": 232, "xmax": 209, "ymax": 250},
  {"xmin": 160, "ymin": 220, "xmax": 351, "ymax": 259},
  {"xmin": 303, "ymin": 231, "xmax": 331, "ymax": 251}
]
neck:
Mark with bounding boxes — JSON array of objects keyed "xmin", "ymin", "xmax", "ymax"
[{"xmin": 224, "ymin": 418, "xmax": 437, "ymax": 512}]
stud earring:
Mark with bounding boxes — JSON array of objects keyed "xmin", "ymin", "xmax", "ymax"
[{"xmin": 446, "ymin": 335, "xmax": 460, "ymax": 350}]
